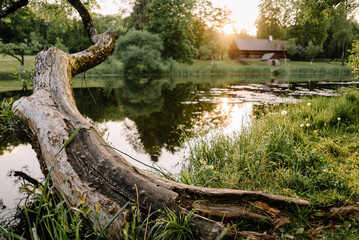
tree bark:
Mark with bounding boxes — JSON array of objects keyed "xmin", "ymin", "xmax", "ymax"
[
  {"xmin": 13, "ymin": 34, "xmax": 310, "ymax": 240},
  {"xmin": 0, "ymin": 0, "xmax": 28, "ymax": 19},
  {"xmin": 12, "ymin": 1, "xmax": 310, "ymax": 239}
]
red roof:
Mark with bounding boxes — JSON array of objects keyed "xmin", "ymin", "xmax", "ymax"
[{"xmin": 233, "ymin": 39, "xmax": 287, "ymax": 51}]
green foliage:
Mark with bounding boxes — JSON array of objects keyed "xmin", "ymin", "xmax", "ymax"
[
  {"xmin": 285, "ymin": 38, "xmax": 298, "ymax": 56},
  {"xmin": 122, "ymin": 204, "xmax": 151, "ymax": 240},
  {"xmin": 147, "ymin": 0, "xmax": 196, "ymax": 63},
  {"xmin": 191, "ymin": 0, "xmax": 232, "ymax": 60},
  {"xmin": 0, "ymin": 40, "xmax": 41, "ymax": 68},
  {"xmin": 0, "ymin": 98, "xmax": 24, "ymax": 133},
  {"xmin": 54, "ymin": 37, "xmax": 69, "ymax": 53},
  {"xmin": 10, "ymin": 69, "xmax": 33, "ymax": 91},
  {"xmin": 198, "ymin": 44, "xmax": 211, "ymax": 60},
  {"xmin": 149, "ymin": 208, "xmax": 194, "ymax": 240},
  {"xmin": 121, "ymin": 204, "xmax": 194, "ymax": 240},
  {"xmin": 348, "ymin": 40, "xmax": 359, "ymax": 78},
  {"xmin": 327, "ymin": 7, "xmax": 353, "ymax": 62},
  {"xmin": 0, "ymin": 7, "xmax": 39, "ymax": 44},
  {"xmin": 317, "ymin": 219, "xmax": 359, "ymax": 239},
  {"xmin": 255, "ymin": 0, "xmax": 288, "ymax": 39},
  {"xmin": 115, "ymin": 30, "xmax": 164, "ymax": 74},
  {"xmin": 305, "ymin": 41, "xmax": 323, "ymax": 63},
  {"xmin": 0, "ymin": 94, "xmax": 25, "ymax": 155},
  {"xmin": 0, "ymin": 176, "xmax": 109, "ymax": 240},
  {"xmin": 125, "ymin": 0, "xmax": 152, "ymax": 30},
  {"xmin": 181, "ymin": 89, "xmax": 359, "ymax": 206},
  {"xmin": 0, "ymin": 7, "xmax": 42, "ymax": 68}
]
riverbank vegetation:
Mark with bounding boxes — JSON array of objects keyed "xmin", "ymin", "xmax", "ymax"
[
  {"xmin": 0, "ymin": 55, "xmax": 354, "ymax": 80},
  {"xmin": 179, "ymin": 88, "xmax": 359, "ymax": 238},
  {"xmin": 1, "ymin": 0, "xmax": 359, "ymax": 77},
  {"xmin": 1, "ymin": 0, "xmax": 359, "ymax": 239},
  {"xmin": 2, "ymin": 89, "xmax": 359, "ymax": 239}
]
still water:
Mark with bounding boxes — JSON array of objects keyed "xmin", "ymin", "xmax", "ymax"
[{"xmin": 0, "ymin": 75, "xmax": 357, "ymax": 214}]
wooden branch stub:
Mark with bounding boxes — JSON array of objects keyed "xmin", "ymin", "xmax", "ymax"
[{"xmin": 70, "ymin": 27, "xmax": 116, "ymax": 76}]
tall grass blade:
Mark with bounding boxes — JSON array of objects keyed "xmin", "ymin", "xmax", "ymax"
[
  {"xmin": 31, "ymin": 227, "xmax": 40, "ymax": 240},
  {"xmin": 56, "ymin": 125, "xmax": 83, "ymax": 156},
  {"xmin": 215, "ymin": 228, "xmax": 228, "ymax": 240},
  {"xmin": 35, "ymin": 125, "xmax": 82, "ymax": 227},
  {"xmin": 0, "ymin": 226, "xmax": 26, "ymax": 240},
  {"xmin": 95, "ymin": 201, "xmax": 130, "ymax": 240}
]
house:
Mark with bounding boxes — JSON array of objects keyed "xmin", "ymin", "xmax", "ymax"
[{"xmin": 229, "ymin": 39, "xmax": 288, "ymax": 60}]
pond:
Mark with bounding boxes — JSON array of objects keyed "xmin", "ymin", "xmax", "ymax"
[{"xmin": 0, "ymin": 74, "xmax": 357, "ymax": 217}]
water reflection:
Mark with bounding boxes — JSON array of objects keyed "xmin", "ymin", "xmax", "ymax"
[
  {"xmin": 73, "ymin": 76, "xmax": 358, "ymax": 166},
  {"xmin": 1, "ymin": 75, "xmax": 358, "ymax": 215},
  {"xmin": 0, "ymin": 144, "xmax": 40, "ymax": 211},
  {"xmin": 75, "ymin": 77, "xmax": 220, "ymax": 163}
]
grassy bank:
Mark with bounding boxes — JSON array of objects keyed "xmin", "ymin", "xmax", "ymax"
[
  {"xmin": 1, "ymin": 55, "xmax": 353, "ymax": 79},
  {"xmin": 182, "ymin": 89, "xmax": 359, "ymax": 205},
  {"xmin": 87, "ymin": 58, "xmax": 354, "ymax": 77},
  {"xmin": 180, "ymin": 89, "xmax": 359, "ymax": 238},
  {"xmin": 173, "ymin": 60, "xmax": 353, "ymax": 76},
  {"xmin": 0, "ymin": 56, "xmax": 35, "ymax": 79}
]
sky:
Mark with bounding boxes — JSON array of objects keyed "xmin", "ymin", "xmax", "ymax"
[
  {"xmin": 96, "ymin": 0, "xmax": 260, "ymax": 35},
  {"xmin": 210, "ymin": 0, "xmax": 260, "ymax": 35}
]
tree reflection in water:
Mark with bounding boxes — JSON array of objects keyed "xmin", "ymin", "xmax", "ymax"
[{"xmin": 75, "ymin": 76, "xmax": 226, "ymax": 162}]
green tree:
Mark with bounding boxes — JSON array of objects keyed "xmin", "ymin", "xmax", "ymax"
[
  {"xmin": 256, "ymin": 0, "xmax": 291, "ymax": 39},
  {"xmin": 191, "ymin": 0, "xmax": 232, "ymax": 60},
  {"xmin": 327, "ymin": 8, "xmax": 353, "ymax": 65},
  {"xmin": 198, "ymin": 44, "xmax": 211, "ymax": 60},
  {"xmin": 305, "ymin": 41, "xmax": 323, "ymax": 65},
  {"xmin": 0, "ymin": 38, "xmax": 41, "ymax": 69},
  {"xmin": 147, "ymin": 0, "xmax": 196, "ymax": 63},
  {"xmin": 115, "ymin": 30, "xmax": 164, "ymax": 74},
  {"xmin": 348, "ymin": 40, "xmax": 359, "ymax": 78},
  {"xmin": 125, "ymin": 0, "xmax": 152, "ymax": 30},
  {"xmin": 0, "ymin": 6, "xmax": 39, "ymax": 43},
  {"xmin": 286, "ymin": 0, "xmax": 357, "ymax": 48},
  {"xmin": 285, "ymin": 38, "xmax": 298, "ymax": 56},
  {"xmin": 0, "ymin": 0, "xmax": 109, "ymax": 54}
]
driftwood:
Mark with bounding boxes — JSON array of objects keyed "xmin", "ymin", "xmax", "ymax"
[{"xmin": 12, "ymin": 1, "xmax": 310, "ymax": 239}]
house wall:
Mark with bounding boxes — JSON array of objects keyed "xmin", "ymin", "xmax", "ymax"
[{"xmin": 229, "ymin": 50, "xmax": 287, "ymax": 60}]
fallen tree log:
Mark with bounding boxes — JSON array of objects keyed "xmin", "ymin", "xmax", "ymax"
[{"xmin": 12, "ymin": 1, "xmax": 310, "ymax": 239}]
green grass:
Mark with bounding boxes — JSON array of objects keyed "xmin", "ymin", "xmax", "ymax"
[
  {"xmin": 179, "ymin": 89, "xmax": 359, "ymax": 239},
  {"xmin": 0, "ymin": 56, "xmax": 35, "ymax": 79},
  {"xmin": 0, "ymin": 55, "xmax": 353, "ymax": 79},
  {"xmin": 181, "ymin": 89, "xmax": 359, "ymax": 206},
  {"xmin": 86, "ymin": 58, "xmax": 353, "ymax": 76}
]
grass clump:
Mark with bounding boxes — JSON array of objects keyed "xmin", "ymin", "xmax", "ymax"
[
  {"xmin": 0, "ymin": 166, "xmax": 102, "ymax": 240},
  {"xmin": 181, "ymin": 89, "xmax": 359, "ymax": 207}
]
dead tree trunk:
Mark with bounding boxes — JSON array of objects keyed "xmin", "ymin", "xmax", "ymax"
[{"xmin": 12, "ymin": 1, "xmax": 310, "ymax": 239}]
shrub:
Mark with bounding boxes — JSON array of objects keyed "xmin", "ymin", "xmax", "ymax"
[{"xmin": 115, "ymin": 30, "xmax": 164, "ymax": 75}]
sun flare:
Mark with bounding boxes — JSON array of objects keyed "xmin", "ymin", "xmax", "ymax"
[{"xmin": 222, "ymin": 24, "xmax": 235, "ymax": 34}]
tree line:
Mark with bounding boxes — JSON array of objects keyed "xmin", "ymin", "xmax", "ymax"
[
  {"xmin": 1, "ymin": 0, "xmax": 359, "ymax": 72},
  {"xmin": 256, "ymin": 0, "xmax": 359, "ymax": 63}
]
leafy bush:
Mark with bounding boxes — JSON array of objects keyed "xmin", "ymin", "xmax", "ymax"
[
  {"xmin": 348, "ymin": 40, "xmax": 359, "ymax": 78},
  {"xmin": 115, "ymin": 30, "xmax": 164, "ymax": 75}
]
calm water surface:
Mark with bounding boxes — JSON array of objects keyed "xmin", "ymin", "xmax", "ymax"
[{"xmin": 0, "ymin": 75, "xmax": 357, "ymax": 215}]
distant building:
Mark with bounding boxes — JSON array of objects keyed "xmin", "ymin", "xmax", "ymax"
[{"xmin": 229, "ymin": 39, "xmax": 288, "ymax": 60}]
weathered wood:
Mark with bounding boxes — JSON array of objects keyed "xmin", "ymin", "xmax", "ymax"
[
  {"xmin": 12, "ymin": 2, "xmax": 310, "ymax": 239},
  {"xmin": 14, "ymin": 42, "xmax": 310, "ymax": 240}
]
